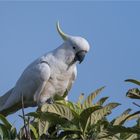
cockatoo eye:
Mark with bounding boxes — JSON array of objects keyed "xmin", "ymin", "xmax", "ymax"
[{"xmin": 73, "ymin": 46, "xmax": 76, "ymax": 50}]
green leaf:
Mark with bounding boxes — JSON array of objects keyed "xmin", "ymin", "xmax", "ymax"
[
  {"xmin": 95, "ymin": 97, "xmax": 109, "ymax": 106},
  {"xmin": 54, "ymin": 100, "xmax": 81, "ymax": 119},
  {"xmin": 125, "ymin": 79, "xmax": 140, "ymax": 86},
  {"xmin": 79, "ymin": 106, "xmax": 101, "ymax": 133},
  {"xmin": 54, "ymin": 94, "xmax": 65, "ymax": 101},
  {"xmin": 0, "ymin": 124, "xmax": 11, "ymax": 140},
  {"xmin": 38, "ymin": 119, "xmax": 49, "ymax": 137},
  {"xmin": 112, "ymin": 108, "xmax": 131, "ymax": 125},
  {"xmin": 113, "ymin": 109, "xmax": 139, "ymax": 125},
  {"xmin": 18, "ymin": 127, "xmax": 27, "ymax": 140},
  {"xmin": 77, "ymin": 93, "xmax": 85, "ymax": 107},
  {"xmin": 0, "ymin": 114, "xmax": 12, "ymax": 130},
  {"xmin": 41, "ymin": 112, "xmax": 71, "ymax": 130},
  {"xmin": 38, "ymin": 119, "xmax": 44, "ymax": 137},
  {"xmin": 29, "ymin": 124, "xmax": 39, "ymax": 139},
  {"xmin": 62, "ymin": 90, "xmax": 69, "ymax": 98},
  {"xmin": 10, "ymin": 127, "xmax": 17, "ymax": 139},
  {"xmin": 90, "ymin": 103, "xmax": 120, "ymax": 125},
  {"xmin": 0, "ymin": 125, "xmax": 3, "ymax": 140},
  {"xmin": 83, "ymin": 87, "xmax": 105, "ymax": 108},
  {"xmin": 119, "ymin": 111, "xmax": 140, "ymax": 125},
  {"xmin": 59, "ymin": 100, "xmax": 76, "ymax": 112},
  {"xmin": 126, "ymin": 134, "xmax": 138, "ymax": 140},
  {"xmin": 58, "ymin": 129, "xmax": 82, "ymax": 139},
  {"xmin": 108, "ymin": 125, "xmax": 140, "ymax": 134},
  {"xmin": 41, "ymin": 103, "xmax": 73, "ymax": 120},
  {"xmin": 26, "ymin": 112, "xmax": 40, "ymax": 118},
  {"xmin": 126, "ymin": 88, "xmax": 140, "ymax": 99}
]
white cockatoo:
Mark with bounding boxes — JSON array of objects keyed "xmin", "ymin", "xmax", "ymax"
[{"xmin": 0, "ymin": 22, "xmax": 90, "ymax": 116}]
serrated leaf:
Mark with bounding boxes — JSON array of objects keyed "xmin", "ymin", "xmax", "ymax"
[
  {"xmin": 125, "ymin": 79, "xmax": 140, "ymax": 86},
  {"xmin": 77, "ymin": 93, "xmax": 84, "ymax": 107},
  {"xmin": 112, "ymin": 108, "xmax": 138, "ymax": 126},
  {"xmin": 58, "ymin": 129, "xmax": 82, "ymax": 139},
  {"xmin": 79, "ymin": 106, "xmax": 101, "ymax": 133},
  {"xmin": 83, "ymin": 87, "xmax": 105, "ymax": 108},
  {"xmin": 120, "ymin": 113, "xmax": 140, "ymax": 126},
  {"xmin": 108, "ymin": 125, "xmax": 140, "ymax": 134},
  {"xmin": 113, "ymin": 108, "xmax": 131, "ymax": 125},
  {"xmin": 126, "ymin": 88, "xmax": 140, "ymax": 99},
  {"xmin": 95, "ymin": 97, "xmax": 109, "ymax": 106},
  {"xmin": 122, "ymin": 108, "xmax": 132, "ymax": 115},
  {"xmin": 38, "ymin": 119, "xmax": 49, "ymax": 137},
  {"xmin": 55, "ymin": 99, "xmax": 78, "ymax": 111},
  {"xmin": 41, "ymin": 112, "xmax": 71, "ymax": 129},
  {"xmin": 56, "ymin": 100, "xmax": 81, "ymax": 118},
  {"xmin": 90, "ymin": 103, "xmax": 120, "ymax": 125},
  {"xmin": 64, "ymin": 102, "xmax": 82, "ymax": 118},
  {"xmin": 41, "ymin": 103, "xmax": 73, "ymax": 120},
  {"xmin": 126, "ymin": 134, "xmax": 138, "ymax": 140},
  {"xmin": 38, "ymin": 119, "xmax": 44, "ymax": 137},
  {"xmin": 127, "ymin": 114, "xmax": 140, "ymax": 121},
  {"xmin": 97, "ymin": 130, "xmax": 113, "ymax": 139}
]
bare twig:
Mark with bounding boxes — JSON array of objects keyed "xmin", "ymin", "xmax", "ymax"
[
  {"xmin": 27, "ymin": 116, "xmax": 31, "ymax": 137},
  {"xmin": 21, "ymin": 94, "xmax": 31, "ymax": 140},
  {"xmin": 133, "ymin": 102, "xmax": 140, "ymax": 108}
]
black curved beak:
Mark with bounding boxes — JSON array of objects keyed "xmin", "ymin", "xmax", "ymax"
[{"xmin": 74, "ymin": 50, "xmax": 87, "ymax": 64}]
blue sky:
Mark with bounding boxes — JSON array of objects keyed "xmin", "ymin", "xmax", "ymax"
[{"xmin": 0, "ymin": 1, "xmax": 140, "ymax": 128}]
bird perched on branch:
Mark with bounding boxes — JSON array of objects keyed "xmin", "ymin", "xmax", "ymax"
[{"xmin": 0, "ymin": 22, "xmax": 90, "ymax": 116}]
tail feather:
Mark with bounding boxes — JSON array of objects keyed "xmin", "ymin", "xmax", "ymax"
[
  {"xmin": 0, "ymin": 88, "xmax": 37, "ymax": 116},
  {"xmin": 0, "ymin": 88, "xmax": 14, "ymax": 107},
  {"xmin": 0, "ymin": 88, "xmax": 22, "ymax": 116},
  {"xmin": 0, "ymin": 101, "xmax": 37, "ymax": 116}
]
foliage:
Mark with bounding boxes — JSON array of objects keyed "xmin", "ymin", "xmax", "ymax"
[
  {"xmin": 125, "ymin": 79, "xmax": 140, "ymax": 99},
  {"xmin": 0, "ymin": 86, "xmax": 140, "ymax": 140},
  {"xmin": 124, "ymin": 79, "xmax": 140, "ymax": 127},
  {"xmin": 0, "ymin": 114, "xmax": 17, "ymax": 140}
]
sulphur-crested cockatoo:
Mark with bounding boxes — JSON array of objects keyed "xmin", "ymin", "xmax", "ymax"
[{"xmin": 0, "ymin": 22, "xmax": 90, "ymax": 116}]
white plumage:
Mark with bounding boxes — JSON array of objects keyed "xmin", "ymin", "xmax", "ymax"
[{"xmin": 0, "ymin": 22, "xmax": 90, "ymax": 116}]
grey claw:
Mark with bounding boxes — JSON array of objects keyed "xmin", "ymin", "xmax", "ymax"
[{"xmin": 46, "ymin": 98, "xmax": 54, "ymax": 104}]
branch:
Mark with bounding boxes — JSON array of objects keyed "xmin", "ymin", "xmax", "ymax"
[
  {"xmin": 21, "ymin": 94, "xmax": 31, "ymax": 140},
  {"xmin": 133, "ymin": 102, "xmax": 140, "ymax": 108}
]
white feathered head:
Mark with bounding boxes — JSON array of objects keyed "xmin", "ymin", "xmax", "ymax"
[{"xmin": 56, "ymin": 22, "xmax": 90, "ymax": 64}]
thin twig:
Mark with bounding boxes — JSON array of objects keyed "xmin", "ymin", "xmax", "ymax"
[
  {"xmin": 21, "ymin": 94, "xmax": 31, "ymax": 140},
  {"xmin": 27, "ymin": 116, "xmax": 31, "ymax": 137},
  {"xmin": 133, "ymin": 102, "xmax": 140, "ymax": 108}
]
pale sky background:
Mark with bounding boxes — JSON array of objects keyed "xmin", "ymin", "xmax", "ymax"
[{"xmin": 0, "ymin": 1, "xmax": 140, "ymax": 128}]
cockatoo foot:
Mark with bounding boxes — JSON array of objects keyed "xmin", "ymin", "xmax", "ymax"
[{"xmin": 46, "ymin": 98, "xmax": 54, "ymax": 104}]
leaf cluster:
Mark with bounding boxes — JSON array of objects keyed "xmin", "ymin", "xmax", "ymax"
[{"xmin": 0, "ymin": 86, "xmax": 140, "ymax": 139}]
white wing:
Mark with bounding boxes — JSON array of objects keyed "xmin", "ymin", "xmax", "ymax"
[{"xmin": 0, "ymin": 59, "xmax": 51, "ymax": 115}]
